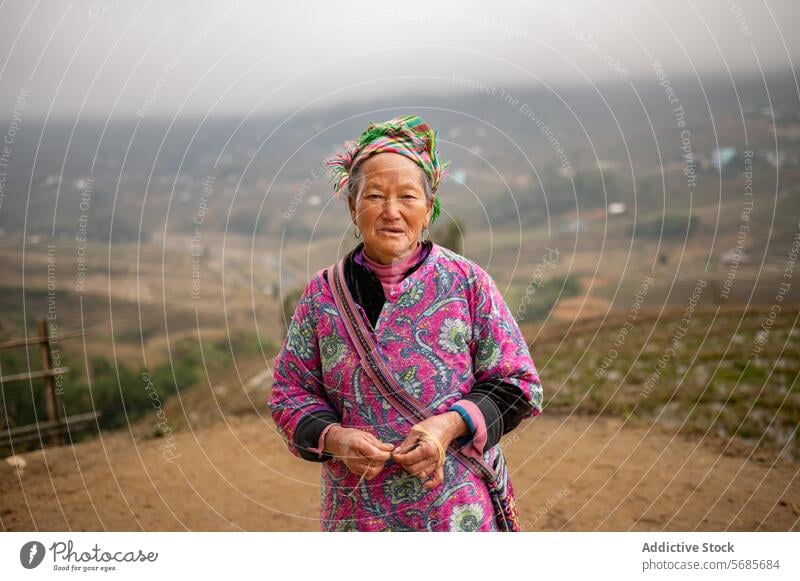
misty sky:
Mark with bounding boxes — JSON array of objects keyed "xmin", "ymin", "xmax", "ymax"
[{"xmin": 0, "ymin": 0, "xmax": 798, "ymax": 121}]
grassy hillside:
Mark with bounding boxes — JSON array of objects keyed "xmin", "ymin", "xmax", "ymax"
[{"xmin": 526, "ymin": 304, "xmax": 799, "ymax": 461}]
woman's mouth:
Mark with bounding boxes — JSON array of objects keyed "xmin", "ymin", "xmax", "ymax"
[{"xmin": 378, "ymin": 227, "xmax": 405, "ymax": 236}]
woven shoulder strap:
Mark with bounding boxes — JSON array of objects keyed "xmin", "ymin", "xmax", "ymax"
[
  {"xmin": 328, "ymin": 257, "xmax": 521, "ymax": 531},
  {"xmin": 328, "ymin": 258, "xmax": 501, "ymax": 485}
]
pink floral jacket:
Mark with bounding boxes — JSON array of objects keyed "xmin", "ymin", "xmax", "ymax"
[{"xmin": 268, "ymin": 243, "xmax": 543, "ymax": 531}]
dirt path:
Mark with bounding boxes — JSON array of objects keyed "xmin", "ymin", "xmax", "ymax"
[{"xmin": 2, "ymin": 413, "xmax": 798, "ymax": 531}]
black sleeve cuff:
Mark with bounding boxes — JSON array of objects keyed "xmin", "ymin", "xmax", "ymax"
[
  {"xmin": 461, "ymin": 391, "xmax": 503, "ymax": 450},
  {"xmin": 294, "ymin": 410, "xmax": 339, "ymax": 462},
  {"xmin": 467, "ymin": 381, "xmax": 533, "ymax": 441}
]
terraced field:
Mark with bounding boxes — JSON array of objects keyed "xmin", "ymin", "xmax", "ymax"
[{"xmin": 525, "ymin": 304, "xmax": 800, "ymax": 461}]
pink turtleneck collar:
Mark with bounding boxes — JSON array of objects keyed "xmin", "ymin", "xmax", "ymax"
[{"xmin": 356, "ymin": 243, "xmax": 425, "ymax": 299}]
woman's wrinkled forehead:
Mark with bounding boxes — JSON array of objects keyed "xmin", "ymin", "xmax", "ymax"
[{"xmin": 359, "ymin": 154, "xmax": 426, "ymax": 189}]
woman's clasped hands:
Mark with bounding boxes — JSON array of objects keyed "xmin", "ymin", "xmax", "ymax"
[
  {"xmin": 324, "ymin": 425, "xmax": 394, "ymax": 483},
  {"xmin": 325, "ymin": 412, "xmax": 467, "ymax": 492}
]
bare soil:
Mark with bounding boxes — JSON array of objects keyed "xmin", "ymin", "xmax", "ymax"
[{"xmin": 2, "ymin": 412, "xmax": 798, "ymax": 531}]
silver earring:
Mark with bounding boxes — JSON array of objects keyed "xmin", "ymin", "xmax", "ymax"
[
  {"xmin": 354, "ymin": 226, "xmax": 361, "ymax": 239},
  {"xmin": 421, "ymin": 227, "xmax": 429, "ymax": 242}
]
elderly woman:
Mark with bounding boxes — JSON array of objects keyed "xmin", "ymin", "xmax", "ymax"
[{"xmin": 268, "ymin": 115, "xmax": 543, "ymax": 531}]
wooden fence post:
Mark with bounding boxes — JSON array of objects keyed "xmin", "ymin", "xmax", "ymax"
[
  {"xmin": 0, "ymin": 325, "xmax": 97, "ymax": 452},
  {"xmin": 36, "ymin": 318, "xmax": 63, "ymax": 445}
]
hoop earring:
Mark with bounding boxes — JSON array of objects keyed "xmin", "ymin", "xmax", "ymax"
[{"xmin": 354, "ymin": 226, "xmax": 361, "ymax": 239}]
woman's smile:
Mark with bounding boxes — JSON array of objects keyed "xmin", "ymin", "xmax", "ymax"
[{"xmin": 378, "ymin": 226, "xmax": 406, "ymax": 236}]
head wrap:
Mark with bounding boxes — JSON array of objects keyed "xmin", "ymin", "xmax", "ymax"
[{"xmin": 325, "ymin": 114, "xmax": 450, "ymax": 224}]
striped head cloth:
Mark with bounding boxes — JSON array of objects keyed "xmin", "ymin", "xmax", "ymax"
[{"xmin": 326, "ymin": 114, "xmax": 450, "ymax": 224}]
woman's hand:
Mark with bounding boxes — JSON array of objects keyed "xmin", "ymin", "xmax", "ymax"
[
  {"xmin": 324, "ymin": 425, "xmax": 394, "ymax": 481},
  {"xmin": 392, "ymin": 412, "xmax": 469, "ymax": 490}
]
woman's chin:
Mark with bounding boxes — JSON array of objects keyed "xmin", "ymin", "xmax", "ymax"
[{"xmin": 368, "ymin": 238, "xmax": 413, "ymax": 258}]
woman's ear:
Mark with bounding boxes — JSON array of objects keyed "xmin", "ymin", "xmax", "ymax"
[{"xmin": 348, "ymin": 195, "xmax": 357, "ymax": 224}]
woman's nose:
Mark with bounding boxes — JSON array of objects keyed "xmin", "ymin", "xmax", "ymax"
[{"xmin": 381, "ymin": 199, "xmax": 402, "ymax": 217}]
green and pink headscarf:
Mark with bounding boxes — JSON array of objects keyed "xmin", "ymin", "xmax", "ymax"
[{"xmin": 326, "ymin": 114, "xmax": 450, "ymax": 224}]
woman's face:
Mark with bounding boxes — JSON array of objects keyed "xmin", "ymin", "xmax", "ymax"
[{"xmin": 349, "ymin": 153, "xmax": 433, "ymax": 264}]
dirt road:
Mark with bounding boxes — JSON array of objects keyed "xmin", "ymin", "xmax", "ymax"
[{"xmin": 2, "ymin": 413, "xmax": 798, "ymax": 531}]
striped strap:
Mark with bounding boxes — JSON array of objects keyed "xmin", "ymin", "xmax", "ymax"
[{"xmin": 328, "ymin": 258, "xmax": 501, "ymax": 489}]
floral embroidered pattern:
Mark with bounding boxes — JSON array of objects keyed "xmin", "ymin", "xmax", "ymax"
[
  {"xmin": 476, "ymin": 340, "xmax": 501, "ymax": 370},
  {"xmin": 450, "ymin": 503, "xmax": 485, "ymax": 531},
  {"xmin": 383, "ymin": 470, "xmax": 427, "ymax": 505},
  {"xmin": 395, "ymin": 280, "xmax": 425, "ymax": 310},
  {"xmin": 320, "ymin": 334, "xmax": 345, "ymax": 371},
  {"xmin": 397, "ymin": 366, "xmax": 424, "ymax": 398},
  {"xmin": 285, "ymin": 316, "xmax": 314, "ymax": 360},
  {"xmin": 438, "ymin": 317, "xmax": 470, "ymax": 354}
]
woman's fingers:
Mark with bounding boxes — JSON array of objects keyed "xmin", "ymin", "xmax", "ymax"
[
  {"xmin": 346, "ymin": 435, "xmax": 388, "ymax": 463},
  {"xmin": 404, "ymin": 457, "xmax": 438, "ymax": 479},
  {"xmin": 334, "ymin": 429, "xmax": 396, "ymax": 480},
  {"xmin": 348, "ymin": 437, "xmax": 392, "ymax": 479},
  {"xmin": 353, "ymin": 452, "xmax": 388, "ymax": 481},
  {"xmin": 346, "ymin": 455, "xmax": 375, "ymax": 478},
  {"xmin": 364, "ymin": 462, "xmax": 384, "ymax": 481},
  {"xmin": 391, "ymin": 434, "xmax": 421, "ymax": 456},
  {"xmin": 422, "ymin": 464, "xmax": 445, "ymax": 490},
  {"xmin": 393, "ymin": 440, "xmax": 442, "ymax": 482},
  {"xmin": 360, "ymin": 439, "xmax": 393, "ymax": 463},
  {"xmin": 392, "ymin": 438, "xmax": 430, "ymax": 465},
  {"xmin": 341, "ymin": 428, "xmax": 446, "ymax": 484}
]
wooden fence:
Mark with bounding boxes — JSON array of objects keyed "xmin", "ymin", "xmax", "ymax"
[{"xmin": 0, "ymin": 318, "xmax": 100, "ymax": 451}]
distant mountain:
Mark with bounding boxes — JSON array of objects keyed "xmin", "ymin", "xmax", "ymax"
[{"xmin": 1, "ymin": 70, "xmax": 798, "ymax": 242}]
